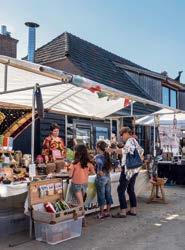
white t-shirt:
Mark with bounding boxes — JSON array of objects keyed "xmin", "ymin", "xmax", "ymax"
[{"xmin": 122, "ymin": 137, "xmax": 144, "ymax": 180}]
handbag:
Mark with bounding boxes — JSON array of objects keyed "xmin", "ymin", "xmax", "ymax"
[
  {"xmin": 126, "ymin": 142, "xmax": 143, "ymax": 169},
  {"xmin": 52, "ymin": 149, "xmax": 62, "ymax": 160}
]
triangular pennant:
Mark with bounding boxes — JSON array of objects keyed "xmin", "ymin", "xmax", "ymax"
[
  {"xmin": 87, "ymin": 85, "xmax": 101, "ymax": 93},
  {"xmin": 97, "ymin": 92, "xmax": 108, "ymax": 98},
  {"xmin": 107, "ymin": 94, "xmax": 120, "ymax": 101},
  {"xmin": 123, "ymin": 98, "xmax": 131, "ymax": 107}
]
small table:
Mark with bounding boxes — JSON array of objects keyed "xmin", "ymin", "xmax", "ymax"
[{"xmin": 158, "ymin": 162, "xmax": 185, "ymax": 185}]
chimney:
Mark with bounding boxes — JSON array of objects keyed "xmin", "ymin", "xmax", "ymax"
[
  {"xmin": 25, "ymin": 22, "xmax": 39, "ymax": 62},
  {"xmin": 0, "ymin": 25, "xmax": 18, "ymax": 58},
  {"xmin": 1, "ymin": 25, "xmax": 7, "ymax": 35}
]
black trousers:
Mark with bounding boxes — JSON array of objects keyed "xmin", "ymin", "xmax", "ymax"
[{"xmin": 117, "ymin": 171, "xmax": 138, "ymax": 209}]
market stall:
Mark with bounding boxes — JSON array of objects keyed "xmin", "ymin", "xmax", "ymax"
[
  {"xmin": 1, "ymin": 55, "xmax": 184, "ymax": 242},
  {"xmin": 136, "ymin": 108, "xmax": 185, "ymax": 184}
]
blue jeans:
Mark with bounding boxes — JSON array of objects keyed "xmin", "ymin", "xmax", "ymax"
[
  {"xmin": 71, "ymin": 183, "xmax": 87, "ymax": 193},
  {"xmin": 95, "ymin": 176, "xmax": 113, "ymax": 207}
]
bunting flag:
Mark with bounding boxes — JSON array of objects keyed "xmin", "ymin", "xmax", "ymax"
[
  {"xmin": 97, "ymin": 91, "xmax": 108, "ymax": 98},
  {"xmin": 123, "ymin": 98, "xmax": 132, "ymax": 107},
  {"xmin": 107, "ymin": 94, "xmax": 120, "ymax": 101},
  {"xmin": 87, "ymin": 85, "xmax": 101, "ymax": 93},
  {"xmin": 88, "ymin": 86, "xmax": 132, "ymax": 106}
]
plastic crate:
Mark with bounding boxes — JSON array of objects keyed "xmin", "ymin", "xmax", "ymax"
[
  {"xmin": 0, "ymin": 212, "xmax": 29, "ymax": 236},
  {"xmin": 34, "ymin": 217, "xmax": 83, "ymax": 245}
]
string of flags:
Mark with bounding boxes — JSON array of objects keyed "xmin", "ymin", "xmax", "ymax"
[{"xmin": 87, "ymin": 85, "xmax": 132, "ymax": 108}]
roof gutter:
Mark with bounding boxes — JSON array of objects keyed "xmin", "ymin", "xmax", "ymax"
[{"xmin": 114, "ymin": 62, "xmax": 185, "ymax": 90}]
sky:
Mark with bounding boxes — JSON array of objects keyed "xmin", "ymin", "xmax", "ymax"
[{"xmin": 1, "ymin": 0, "xmax": 185, "ymax": 82}]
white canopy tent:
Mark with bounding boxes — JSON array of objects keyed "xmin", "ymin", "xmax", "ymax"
[
  {"xmin": 0, "ymin": 57, "xmax": 126, "ymax": 119},
  {"xmin": 1, "ymin": 56, "xmax": 183, "ymax": 118},
  {"xmin": 136, "ymin": 108, "xmax": 185, "ymax": 156},
  {"xmin": 136, "ymin": 108, "xmax": 185, "ymax": 127},
  {"xmin": 0, "ymin": 55, "xmax": 184, "ymax": 160}
]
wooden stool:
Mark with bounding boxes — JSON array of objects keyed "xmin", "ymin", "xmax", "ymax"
[{"xmin": 147, "ymin": 178, "xmax": 167, "ymax": 204}]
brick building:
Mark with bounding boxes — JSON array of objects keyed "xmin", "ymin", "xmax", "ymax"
[{"xmin": 0, "ymin": 26, "xmax": 18, "ymax": 58}]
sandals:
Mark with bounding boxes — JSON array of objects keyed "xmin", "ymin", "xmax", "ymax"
[
  {"xmin": 103, "ymin": 212, "xmax": 111, "ymax": 218},
  {"xmin": 97, "ymin": 214, "xmax": 105, "ymax": 219},
  {"xmin": 112, "ymin": 212, "xmax": 126, "ymax": 218},
  {"xmin": 127, "ymin": 211, "xmax": 137, "ymax": 216},
  {"xmin": 97, "ymin": 213, "xmax": 112, "ymax": 219}
]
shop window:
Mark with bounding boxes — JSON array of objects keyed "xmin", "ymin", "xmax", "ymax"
[
  {"xmin": 135, "ymin": 126, "xmax": 145, "ymax": 150},
  {"xmin": 162, "ymin": 87, "xmax": 169, "ymax": 106},
  {"xmin": 95, "ymin": 127, "xmax": 109, "ymax": 142},
  {"xmin": 170, "ymin": 89, "xmax": 177, "ymax": 108},
  {"xmin": 162, "ymin": 87, "xmax": 177, "ymax": 108}
]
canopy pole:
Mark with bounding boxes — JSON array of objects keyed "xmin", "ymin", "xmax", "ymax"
[
  {"xmin": 131, "ymin": 101, "xmax": 133, "ymax": 116},
  {"xmin": 116, "ymin": 118, "xmax": 120, "ymax": 139},
  {"xmin": 4, "ymin": 64, "xmax": 8, "ymax": 92},
  {"xmin": 110, "ymin": 118, "xmax": 112, "ymax": 140},
  {"xmin": 65, "ymin": 115, "xmax": 68, "ymax": 147},
  {"xmin": 47, "ymin": 88, "xmax": 83, "ymax": 109},
  {"xmin": 44, "ymin": 86, "xmax": 74, "ymax": 105},
  {"xmin": 31, "ymin": 86, "xmax": 36, "ymax": 164},
  {"xmin": 153, "ymin": 115, "xmax": 156, "ymax": 157}
]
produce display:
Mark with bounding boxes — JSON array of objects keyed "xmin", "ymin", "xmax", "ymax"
[
  {"xmin": 0, "ymin": 148, "xmax": 71, "ymax": 185},
  {"xmin": 45, "ymin": 200, "xmax": 70, "ymax": 213}
]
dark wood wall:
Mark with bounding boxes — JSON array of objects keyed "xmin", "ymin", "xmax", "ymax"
[
  {"xmin": 39, "ymin": 112, "xmax": 65, "ymax": 154},
  {"xmin": 13, "ymin": 112, "xmax": 65, "ymax": 156},
  {"xmin": 125, "ymin": 70, "xmax": 162, "ymax": 103},
  {"xmin": 179, "ymin": 91, "xmax": 185, "ymax": 110},
  {"xmin": 13, "ymin": 112, "xmax": 110, "ymax": 156}
]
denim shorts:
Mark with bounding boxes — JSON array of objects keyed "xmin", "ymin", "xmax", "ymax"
[
  {"xmin": 95, "ymin": 176, "xmax": 113, "ymax": 207},
  {"xmin": 71, "ymin": 183, "xmax": 88, "ymax": 193}
]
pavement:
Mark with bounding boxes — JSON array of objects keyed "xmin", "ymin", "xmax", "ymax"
[{"xmin": 1, "ymin": 185, "xmax": 185, "ymax": 250}]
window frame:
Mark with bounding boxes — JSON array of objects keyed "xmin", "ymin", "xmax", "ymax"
[
  {"xmin": 162, "ymin": 86, "xmax": 170, "ymax": 106},
  {"xmin": 162, "ymin": 86, "xmax": 177, "ymax": 108},
  {"xmin": 170, "ymin": 89, "xmax": 177, "ymax": 108}
]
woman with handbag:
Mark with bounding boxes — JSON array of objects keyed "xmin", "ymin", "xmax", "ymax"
[{"xmin": 112, "ymin": 127, "xmax": 144, "ymax": 218}]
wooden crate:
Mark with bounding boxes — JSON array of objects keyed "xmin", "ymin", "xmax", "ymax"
[
  {"xmin": 28, "ymin": 178, "xmax": 63, "ymax": 206},
  {"xmin": 28, "ymin": 178, "xmax": 83, "ymax": 224},
  {"xmin": 32, "ymin": 206, "xmax": 83, "ymax": 224}
]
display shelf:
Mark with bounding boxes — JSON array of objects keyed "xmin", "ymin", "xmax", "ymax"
[{"xmin": 0, "ymin": 150, "xmax": 14, "ymax": 154}]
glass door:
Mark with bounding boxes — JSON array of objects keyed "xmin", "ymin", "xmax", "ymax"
[
  {"xmin": 95, "ymin": 126, "xmax": 109, "ymax": 142},
  {"xmin": 76, "ymin": 126, "xmax": 92, "ymax": 149}
]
